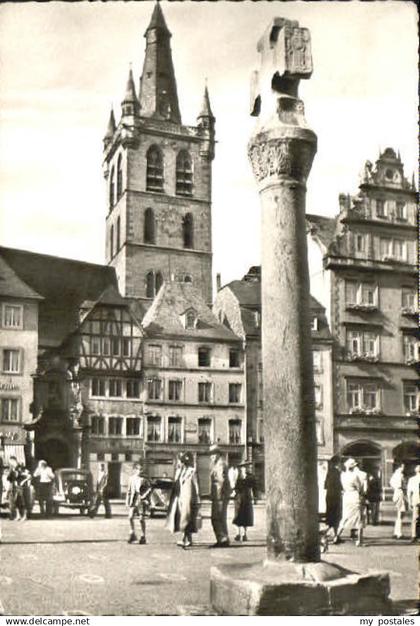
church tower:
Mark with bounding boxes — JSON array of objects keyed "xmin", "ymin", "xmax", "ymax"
[{"xmin": 103, "ymin": 3, "xmax": 215, "ymax": 304}]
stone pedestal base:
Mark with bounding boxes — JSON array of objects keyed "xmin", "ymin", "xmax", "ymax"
[{"xmin": 210, "ymin": 560, "xmax": 392, "ymax": 616}]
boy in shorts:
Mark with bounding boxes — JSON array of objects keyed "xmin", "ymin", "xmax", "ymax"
[{"xmin": 126, "ymin": 463, "xmax": 152, "ymax": 544}]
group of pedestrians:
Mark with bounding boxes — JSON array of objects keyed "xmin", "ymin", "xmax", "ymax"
[
  {"xmin": 0, "ymin": 456, "xmax": 56, "ymax": 521},
  {"xmin": 324, "ymin": 456, "xmax": 420, "ymax": 547},
  {"xmin": 125, "ymin": 444, "xmax": 257, "ymax": 549}
]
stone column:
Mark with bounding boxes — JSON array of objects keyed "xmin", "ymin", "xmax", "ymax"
[
  {"xmin": 209, "ymin": 18, "xmax": 391, "ymax": 615},
  {"xmin": 248, "ymin": 18, "xmax": 319, "ymax": 563}
]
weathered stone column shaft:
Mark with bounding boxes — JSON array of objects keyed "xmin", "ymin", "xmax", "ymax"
[
  {"xmin": 261, "ymin": 180, "xmax": 319, "ymax": 562},
  {"xmin": 248, "ymin": 18, "xmax": 320, "ymax": 563}
]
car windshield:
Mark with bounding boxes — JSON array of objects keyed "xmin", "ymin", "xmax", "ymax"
[{"xmin": 61, "ymin": 472, "xmax": 87, "ymax": 482}]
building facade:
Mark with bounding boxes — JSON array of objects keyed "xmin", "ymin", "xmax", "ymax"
[
  {"xmin": 307, "ymin": 148, "xmax": 418, "ymax": 486},
  {"xmin": 213, "ymin": 267, "xmax": 334, "ymax": 495},
  {"xmin": 0, "ymin": 257, "xmax": 42, "ymax": 464},
  {"xmin": 141, "ymin": 281, "xmax": 245, "ymax": 494},
  {"xmin": 103, "ymin": 3, "xmax": 215, "ymax": 304}
]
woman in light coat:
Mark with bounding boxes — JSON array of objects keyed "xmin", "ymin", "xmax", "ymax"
[
  {"xmin": 335, "ymin": 458, "xmax": 367, "ymax": 547},
  {"xmin": 166, "ymin": 452, "xmax": 200, "ymax": 548}
]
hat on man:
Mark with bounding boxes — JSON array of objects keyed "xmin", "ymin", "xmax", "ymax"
[
  {"xmin": 208, "ymin": 444, "xmax": 221, "ymax": 455},
  {"xmin": 344, "ymin": 457, "xmax": 358, "ymax": 470}
]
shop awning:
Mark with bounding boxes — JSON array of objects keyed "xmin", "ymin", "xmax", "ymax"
[{"xmin": 2, "ymin": 444, "xmax": 25, "ymax": 464}]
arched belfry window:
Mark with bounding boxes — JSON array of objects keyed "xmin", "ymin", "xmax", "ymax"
[
  {"xmin": 176, "ymin": 150, "xmax": 193, "ymax": 196},
  {"xmin": 110, "ymin": 224, "xmax": 114, "ymax": 259},
  {"xmin": 146, "ymin": 271, "xmax": 164, "ymax": 298},
  {"xmin": 109, "ymin": 166, "xmax": 115, "ymax": 209},
  {"xmin": 182, "ymin": 213, "xmax": 193, "ymax": 249},
  {"xmin": 116, "ymin": 216, "xmax": 121, "ymax": 252},
  {"xmin": 144, "ymin": 208, "xmax": 155, "ymax": 244},
  {"xmin": 116, "ymin": 154, "xmax": 123, "ymax": 200},
  {"xmin": 146, "ymin": 145, "xmax": 164, "ymax": 192}
]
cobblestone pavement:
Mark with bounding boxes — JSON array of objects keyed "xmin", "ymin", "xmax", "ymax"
[{"xmin": 0, "ymin": 504, "xmax": 417, "ymax": 616}]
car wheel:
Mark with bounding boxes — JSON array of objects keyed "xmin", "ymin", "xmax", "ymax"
[
  {"xmin": 150, "ymin": 509, "xmax": 154, "ymax": 518},
  {"xmin": 80, "ymin": 507, "xmax": 86, "ymax": 515},
  {"xmin": 53, "ymin": 503, "xmax": 59, "ymax": 516}
]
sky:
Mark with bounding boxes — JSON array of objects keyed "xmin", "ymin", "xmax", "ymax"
[{"xmin": 0, "ymin": 0, "xmax": 418, "ymax": 289}]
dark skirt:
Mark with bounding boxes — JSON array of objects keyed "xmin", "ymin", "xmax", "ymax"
[
  {"xmin": 232, "ymin": 481, "xmax": 254, "ymax": 528},
  {"xmin": 325, "ymin": 495, "xmax": 342, "ymax": 528}
]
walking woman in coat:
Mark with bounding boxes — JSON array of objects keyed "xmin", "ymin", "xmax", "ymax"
[
  {"xmin": 232, "ymin": 462, "xmax": 256, "ymax": 542},
  {"xmin": 166, "ymin": 452, "xmax": 200, "ymax": 549},
  {"xmin": 335, "ymin": 458, "xmax": 367, "ymax": 547},
  {"xmin": 324, "ymin": 456, "xmax": 342, "ymax": 542}
]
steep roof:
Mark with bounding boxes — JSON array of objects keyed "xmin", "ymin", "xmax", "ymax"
[
  {"xmin": 306, "ymin": 213, "xmax": 337, "ymax": 250},
  {"xmin": 0, "ymin": 255, "xmax": 43, "ymax": 300},
  {"xmin": 227, "ymin": 280, "xmax": 261, "ymax": 308},
  {"xmin": 142, "ymin": 280, "xmax": 240, "ymax": 342},
  {"xmin": 0, "ymin": 246, "xmax": 119, "ymax": 347},
  {"xmin": 222, "ymin": 271, "xmax": 331, "ymax": 340},
  {"xmin": 0, "ymin": 246, "xmax": 118, "ymax": 305}
]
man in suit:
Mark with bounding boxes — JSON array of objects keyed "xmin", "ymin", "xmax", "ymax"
[
  {"xmin": 209, "ymin": 444, "xmax": 231, "ymax": 547},
  {"xmin": 89, "ymin": 463, "xmax": 112, "ymax": 518},
  {"xmin": 126, "ymin": 463, "xmax": 152, "ymax": 544}
]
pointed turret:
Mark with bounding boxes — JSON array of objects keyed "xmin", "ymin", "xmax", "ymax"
[
  {"xmin": 411, "ymin": 172, "xmax": 417, "ymax": 191},
  {"xmin": 197, "ymin": 84, "xmax": 215, "ymax": 160},
  {"xmin": 198, "ymin": 84, "xmax": 214, "ymax": 121},
  {"xmin": 103, "ymin": 108, "xmax": 116, "ymax": 148},
  {"xmin": 121, "ymin": 67, "xmax": 139, "ymax": 117},
  {"xmin": 138, "ymin": 2, "xmax": 181, "ymax": 124}
]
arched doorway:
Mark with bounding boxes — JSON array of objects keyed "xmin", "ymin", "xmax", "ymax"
[
  {"xmin": 341, "ymin": 440, "xmax": 382, "ymax": 477},
  {"xmin": 392, "ymin": 441, "xmax": 419, "ymax": 475},
  {"xmin": 35, "ymin": 438, "xmax": 71, "ymax": 470}
]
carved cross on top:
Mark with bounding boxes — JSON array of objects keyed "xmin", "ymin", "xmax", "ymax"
[{"xmin": 250, "ymin": 18, "xmax": 313, "ymax": 117}]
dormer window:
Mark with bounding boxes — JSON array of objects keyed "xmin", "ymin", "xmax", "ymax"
[
  {"xmin": 311, "ymin": 317, "xmax": 318, "ymax": 331},
  {"xmin": 181, "ymin": 308, "xmax": 197, "ymax": 330}
]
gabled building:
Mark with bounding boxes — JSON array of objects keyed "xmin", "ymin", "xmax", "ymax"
[
  {"xmin": 141, "ymin": 280, "xmax": 245, "ymax": 493},
  {"xmin": 0, "ymin": 246, "xmax": 120, "ymax": 471},
  {"xmin": 103, "ymin": 2, "xmax": 215, "ymax": 304},
  {"xmin": 0, "ymin": 256, "xmax": 42, "ymax": 464},
  {"xmin": 213, "ymin": 267, "xmax": 334, "ymax": 493},
  {"xmin": 307, "ymin": 148, "xmax": 418, "ymax": 485}
]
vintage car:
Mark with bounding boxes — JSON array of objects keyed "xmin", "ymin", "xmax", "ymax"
[
  {"xmin": 52, "ymin": 468, "xmax": 93, "ymax": 515},
  {"xmin": 149, "ymin": 477, "xmax": 174, "ymax": 517}
]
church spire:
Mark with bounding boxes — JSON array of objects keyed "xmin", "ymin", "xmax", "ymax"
[
  {"xmin": 121, "ymin": 66, "xmax": 139, "ymax": 117},
  {"xmin": 146, "ymin": 2, "xmax": 171, "ymax": 35},
  {"xmin": 138, "ymin": 2, "xmax": 181, "ymax": 124}
]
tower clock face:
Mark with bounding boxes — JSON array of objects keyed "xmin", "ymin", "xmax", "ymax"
[{"xmin": 385, "ymin": 168, "xmax": 394, "ymax": 180}]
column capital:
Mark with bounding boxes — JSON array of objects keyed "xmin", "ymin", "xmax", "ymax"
[{"xmin": 248, "ymin": 131, "xmax": 316, "ymax": 188}]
